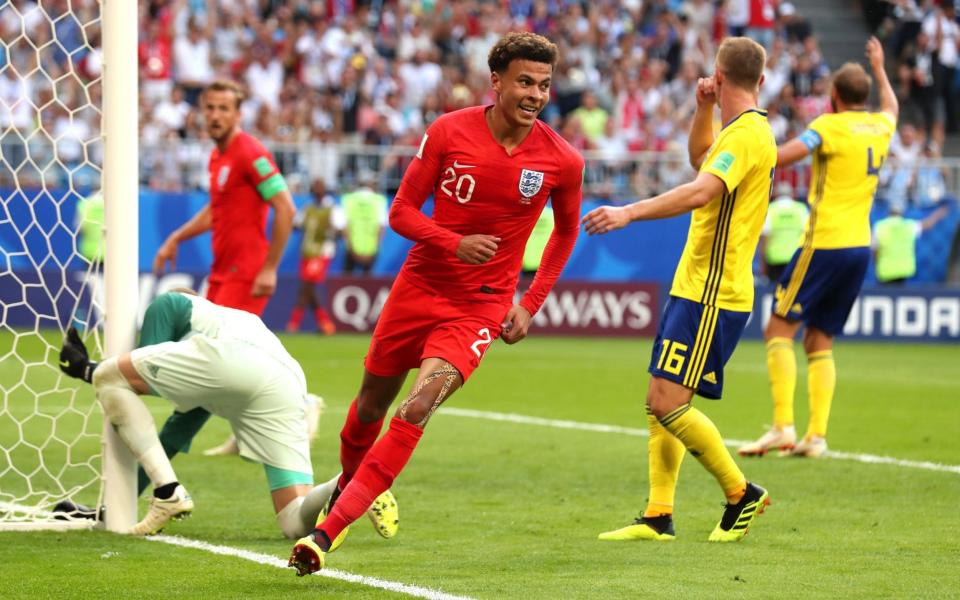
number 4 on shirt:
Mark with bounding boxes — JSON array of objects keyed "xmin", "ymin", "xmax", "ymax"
[{"xmin": 867, "ymin": 147, "xmax": 885, "ymax": 176}]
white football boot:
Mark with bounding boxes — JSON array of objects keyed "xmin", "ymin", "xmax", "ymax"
[
  {"xmin": 737, "ymin": 425, "xmax": 797, "ymax": 457},
  {"xmin": 129, "ymin": 484, "xmax": 194, "ymax": 535},
  {"xmin": 789, "ymin": 435, "xmax": 828, "ymax": 458}
]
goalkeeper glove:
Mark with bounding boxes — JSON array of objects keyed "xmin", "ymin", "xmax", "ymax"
[{"xmin": 59, "ymin": 327, "xmax": 98, "ymax": 383}]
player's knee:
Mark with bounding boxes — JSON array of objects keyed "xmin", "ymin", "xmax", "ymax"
[
  {"xmin": 91, "ymin": 357, "xmax": 135, "ymax": 422},
  {"xmin": 396, "ymin": 393, "xmax": 434, "ymax": 426},
  {"xmin": 355, "ymin": 396, "xmax": 390, "ymax": 422},
  {"xmin": 645, "ymin": 381, "xmax": 685, "ymax": 420},
  {"xmin": 803, "ymin": 328, "xmax": 832, "ymax": 354}
]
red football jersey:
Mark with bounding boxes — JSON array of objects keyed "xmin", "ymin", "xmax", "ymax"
[
  {"xmin": 206, "ymin": 131, "xmax": 283, "ymax": 283},
  {"xmin": 390, "ymin": 106, "xmax": 584, "ymax": 314}
]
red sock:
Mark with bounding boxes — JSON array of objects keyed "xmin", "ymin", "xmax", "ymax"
[
  {"xmin": 338, "ymin": 399, "xmax": 385, "ymax": 488},
  {"xmin": 321, "ymin": 418, "xmax": 422, "ymax": 543},
  {"xmin": 287, "ymin": 306, "xmax": 304, "ymax": 329},
  {"xmin": 314, "ymin": 306, "xmax": 331, "ymax": 324}
]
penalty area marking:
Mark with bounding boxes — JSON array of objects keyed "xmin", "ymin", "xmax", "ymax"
[
  {"xmin": 148, "ymin": 535, "xmax": 474, "ymax": 600},
  {"xmin": 438, "ymin": 407, "xmax": 960, "ymax": 476}
]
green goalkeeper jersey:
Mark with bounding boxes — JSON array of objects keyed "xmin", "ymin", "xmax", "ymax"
[{"xmin": 138, "ymin": 293, "xmax": 193, "ymax": 347}]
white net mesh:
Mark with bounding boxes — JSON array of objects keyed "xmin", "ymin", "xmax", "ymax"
[{"xmin": 0, "ymin": 0, "xmax": 105, "ymax": 529}]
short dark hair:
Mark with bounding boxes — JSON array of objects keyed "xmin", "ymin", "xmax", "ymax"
[
  {"xmin": 716, "ymin": 37, "xmax": 766, "ymax": 90},
  {"xmin": 832, "ymin": 62, "xmax": 871, "ymax": 106},
  {"xmin": 203, "ymin": 80, "xmax": 245, "ymax": 109},
  {"xmin": 487, "ymin": 32, "xmax": 559, "ymax": 74}
]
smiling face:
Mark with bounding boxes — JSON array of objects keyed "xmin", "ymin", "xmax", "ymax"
[{"xmin": 491, "ymin": 59, "xmax": 553, "ymax": 130}]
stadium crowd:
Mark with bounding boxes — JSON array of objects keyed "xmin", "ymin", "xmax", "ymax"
[{"xmin": 0, "ymin": 0, "xmax": 957, "ymax": 207}]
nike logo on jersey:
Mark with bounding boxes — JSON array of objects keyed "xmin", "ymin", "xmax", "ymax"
[
  {"xmin": 59, "ymin": 359, "xmax": 70, "ymax": 368},
  {"xmin": 453, "ymin": 160, "xmax": 476, "ymax": 169}
]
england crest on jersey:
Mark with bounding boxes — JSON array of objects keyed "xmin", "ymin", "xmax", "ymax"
[
  {"xmin": 217, "ymin": 166, "xmax": 231, "ymax": 190},
  {"xmin": 518, "ymin": 169, "xmax": 544, "ymax": 200}
]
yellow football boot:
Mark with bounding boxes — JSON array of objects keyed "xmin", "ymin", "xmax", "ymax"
[
  {"xmin": 708, "ymin": 482, "xmax": 770, "ymax": 542},
  {"xmin": 288, "ymin": 532, "xmax": 325, "ymax": 576},
  {"xmin": 598, "ymin": 515, "xmax": 675, "ymax": 541},
  {"xmin": 366, "ymin": 489, "xmax": 399, "ymax": 539}
]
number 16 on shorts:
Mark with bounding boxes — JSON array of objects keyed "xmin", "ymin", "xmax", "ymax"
[{"xmin": 656, "ymin": 339, "xmax": 688, "ymax": 376}]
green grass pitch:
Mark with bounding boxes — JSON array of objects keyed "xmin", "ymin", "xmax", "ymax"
[{"xmin": 1, "ymin": 331, "xmax": 958, "ymax": 598}]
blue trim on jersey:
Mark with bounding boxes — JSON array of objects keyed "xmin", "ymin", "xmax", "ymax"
[{"xmin": 798, "ymin": 129, "xmax": 823, "ymax": 151}]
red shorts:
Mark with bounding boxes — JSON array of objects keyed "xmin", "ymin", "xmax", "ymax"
[
  {"xmin": 364, "ymin": 274, "xmax": 509, "ymax": 381},
  {"xmin": 206, "ymin": 279, "xmax": 270, "ymax": 316},
  {"xmin": 299, "ymin": 257, "xmax": 331, "ymax": 283}
]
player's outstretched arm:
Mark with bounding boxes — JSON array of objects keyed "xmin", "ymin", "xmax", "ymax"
[
  {"xmin": 154, "ymin": 204, "xmax": 212, "ymax": 274},
  {"xmin": 582, "ymin": 171, "xmax": 725, "ymax": 234},
  {"xmin": 867, "ymin": 36, "xmax": 898, "ymax": 122},
  {"xmin": 776, "ymin": 138, "xmax": 812, "ymax": 167}
]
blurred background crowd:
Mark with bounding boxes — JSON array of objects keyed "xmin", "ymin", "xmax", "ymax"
[{"xmin": 0, "ymin": 0, "xmax": 958, "ymax": 208}]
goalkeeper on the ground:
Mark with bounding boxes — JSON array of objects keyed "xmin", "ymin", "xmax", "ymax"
[{"xmin": 58, "ymin": 290, "xmax": 397, "ymax": 539}]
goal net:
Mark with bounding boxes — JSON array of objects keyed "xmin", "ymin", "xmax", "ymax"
[{"xmin": 0, "ymin": 0, "xmax": 137, "ymax": 531}]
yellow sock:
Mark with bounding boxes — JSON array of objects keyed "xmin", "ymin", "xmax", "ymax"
[
  {"xmin": 766, "ymin": 337, "xmax": 796, "ymax": 428},
  {"xmin": 644, "ymin": 409, "xmax": 685, "ymax": 517},
  {"xmin": 807, "ymin": 350, "xmax": 836, "ymax": 437},
  {"xmin": 659, "ymin": 404, "xmax": 746, "ymax": 504}
]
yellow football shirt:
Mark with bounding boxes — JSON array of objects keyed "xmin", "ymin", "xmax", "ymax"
[
  {"xmin": 802, "ymin": 111, "xmax": 895, "ymax": 249},
  {"xmin": 670, "ymin": 110, "xmax": 777, "ymax": 312}
]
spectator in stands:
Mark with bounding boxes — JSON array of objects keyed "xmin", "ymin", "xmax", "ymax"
[
  {"xmin": 746, "ymin": 0, "xmax": 777, "ymax": 49},
  {"xmin": 904, "ymin": 30, "xmax": 940, "ymax": 141},
  {"xmin": 139, "ymin": 17, "xmax": 174, "ymax": 104},
  {"xmin": 725, "ymin": 0, "xmax": 750, "ymax": 36},
  {"xmin": 921, "ymin": 2, "xmax": 959, "ymax": 133},
  {"xmin": 245, "ymin": 43, "xmax": 284, "ymax": 111},
  {"xmin": 153, "ymin": 86, "xmax": 191, "ymax": 138},
  {"xmin": 913, "ymin": 141, "xmax": 949, "ymax": 208},
  {"xmin": 173, "ymin": 18, "xmax": 214, "ymax": 106},
  {"xmin": 778, "ymin": 2, "xmax": 812, "ymax": 43},
  {"xmin": 570, "ymin": 90, "xmax": 609, "ymax": 145}
]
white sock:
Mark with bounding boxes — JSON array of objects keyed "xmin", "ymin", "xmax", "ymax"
[
  {"xmin": 298, "ymin": 473, "xmax": 340, "ymax": 527},
  {"xmin": 93, "ymin": 358, "xmax": 177, "ymax": 487},
  {"xmin": 277, "ymin": 496, "xmax": 307, "ymax": 539},
  {"xmin": 275, "ymin": 473, "xmax": 340, "ymax": 538}
]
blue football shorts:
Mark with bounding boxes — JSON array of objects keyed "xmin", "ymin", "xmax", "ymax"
[
  {"xmin": 647, "ymin": 296, "xmax": 749, "ymax": 400},
  {"xmin": 772, "ymin": 246, "xmax": 869, "ymax": 335}
]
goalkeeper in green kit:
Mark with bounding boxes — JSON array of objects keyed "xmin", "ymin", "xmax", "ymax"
[{"xmin": 59, "ymin": 290, "xmax": 397, "ymax": 540}]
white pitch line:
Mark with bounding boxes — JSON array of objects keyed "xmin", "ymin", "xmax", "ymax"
[
  {"xmin": 439, "ymin": 407, "xmax": 960, "ymax": 476},
  {"xmin": 148, "ymin": 535, "xmax": 474, "ymax": 600}
]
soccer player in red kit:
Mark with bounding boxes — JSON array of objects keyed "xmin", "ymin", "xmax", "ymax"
[
  {"xmin": 144, "ymin": 80, "xmax": 297, "ymax": 480},
  {"xmin": 289, "ymin": 32, "xmax": 584, "ymax": 576},
  {"xmin": 153, "ymin": 79, "xmax": 295, "ymax": 315}
]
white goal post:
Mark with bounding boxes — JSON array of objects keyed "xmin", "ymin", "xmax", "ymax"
[
  {"xmin": 0, "ymin": 0, "xmax": 138, "ymax": 532},
  {"xmin": 100, "ymin": 0, "xmax": 139, "ymax": 533}
]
